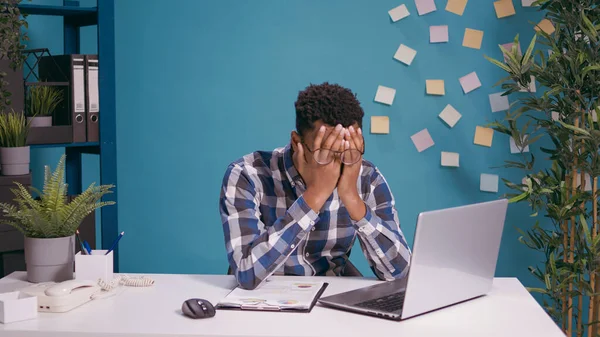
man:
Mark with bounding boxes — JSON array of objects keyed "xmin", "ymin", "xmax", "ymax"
[{"xmin": 219, "ymin": 82, "xmax": 411, "ymax": 290}]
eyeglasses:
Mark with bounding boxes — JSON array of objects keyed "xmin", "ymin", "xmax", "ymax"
[{"xmin": 302, "ymin": 141, "xmax": 365, "ymax": 165}]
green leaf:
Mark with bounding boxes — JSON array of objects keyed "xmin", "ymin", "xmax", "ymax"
[{"xmin": 484, "ymin": 54, "xmax": 512, "ymax": 73}]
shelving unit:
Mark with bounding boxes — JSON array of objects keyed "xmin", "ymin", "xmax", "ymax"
[{"xmin": 18, "ymin": 0, "xmax": 119, "ymax": 270}]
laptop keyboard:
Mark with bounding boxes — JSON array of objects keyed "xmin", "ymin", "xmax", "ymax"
[{"xmin": 355, "ymin": 292, "xmax": 406, "ymax": 313}]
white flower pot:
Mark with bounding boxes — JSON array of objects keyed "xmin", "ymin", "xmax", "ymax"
[
  {"xmin": 0, "ymin": 146, "xmax": 30, "ymax": 176},
  {"xmin": 27, "ymin": 116, "xmax": 52, "ymax": 127}
]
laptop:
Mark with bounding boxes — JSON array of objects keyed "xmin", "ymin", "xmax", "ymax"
[{"xmin": 318, "ymin": 199, "xmax": 508, "ymax": 321}]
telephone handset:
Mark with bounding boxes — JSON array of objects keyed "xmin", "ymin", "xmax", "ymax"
[{"xmin": 20, "ymin": 279, "xmax": 101, "ymax": 313}]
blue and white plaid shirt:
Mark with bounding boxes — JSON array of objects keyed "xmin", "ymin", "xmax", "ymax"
[{"xmin": 219, "ymin": 144, "xmax": 412, "ymax": 289}]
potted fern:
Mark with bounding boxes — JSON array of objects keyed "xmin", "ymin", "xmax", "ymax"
[
  {"xmin": 0, "ymin": 155, "xmax": 115, "ymax": 283},
  {"xmin": 0, "ymin": 110, "xmax": 31, "ymax": 175},
  {"xmin": 25, "ymin": 85, "xmax": 63, "ymax": 127}
]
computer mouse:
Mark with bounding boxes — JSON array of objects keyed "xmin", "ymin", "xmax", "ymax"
[{"xmin": 182, "ymin": 298, "xmax": 216, "ymax": 319}]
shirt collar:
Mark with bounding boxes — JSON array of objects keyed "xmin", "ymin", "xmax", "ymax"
[{"xmin": 283, "ymin": 143, "xmax": 303, "ymax": 187}]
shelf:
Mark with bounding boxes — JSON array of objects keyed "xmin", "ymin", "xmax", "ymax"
[
  {"xmin": 18, "ymin": 4, "xmax": 98, "ymax": 27},
  {"xmin": 30, "ymin": 142, "xmax": 99, "ymax": 149}
]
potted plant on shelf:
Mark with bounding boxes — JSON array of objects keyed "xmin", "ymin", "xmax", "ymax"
[
  {"xmin": 0, "ymin": 0, "xmax": 28, "ymax": 114},
  {"xmin": 0, "ymin": 154, "xmax": 115, "ymax": 283},
  {"xmin": 0, "ymin": 110, "xmax": 30, "ymax": 176},
  {"xmin": 25, "ymin": 85, "xmax": 63, "ymax": 127}
]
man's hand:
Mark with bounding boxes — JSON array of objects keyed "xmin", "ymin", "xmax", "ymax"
[
  {"xmin": 293, "ymin": 124, "xmax": 345, "ymax": 212},
  {"xmin": 338, "ymin": 126, "xmax": 366, "ymax": 221}
]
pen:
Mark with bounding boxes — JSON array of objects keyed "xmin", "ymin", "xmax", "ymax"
[
  {"xmin": 83, "ymin": 241, "xmax": 92, "ymax": 255},
  {"xmin": 105, "ymin": 231, "xmax": 125, "ymax": 255},
  {"xmin": 75, "ymin": 230, "xmax": 87, "ymax": 255}
]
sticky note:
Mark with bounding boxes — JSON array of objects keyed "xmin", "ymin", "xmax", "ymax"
[
  {"xmin": 415, "ymin": 0, "xmax": 436, "ymax": 15},
  {"xmin": 439, "ymin": 104, "xmax": 462, "ymax": 128},
  {"xmin": 480, "ymin": 174, "xmax": 499, "ymax": 193},
  {"xmin": 389, "ymin": 4, "xmax": 410, "ymax": 22},
  {"xmin": 501, "ymin": 42, "xmax": 522, "ymax": 61},
  {"xmin": 494, "ymin": 0, "xmax": 516, "ymax": 18},
  {"xmin": 371, "ymin": 116, "xmax": 390, "ymax": 134},
  {"xmin": 577, "ymin": 172, "xmax": 593, "ymax": 192},
  {"xmin": 459, "ymin": 72, "xmax": 482, "ymax": 94},
  {"xmin": 446, "ymin": 0, "xmax": 467, "ymax": 15},
  {"xmin": 592, "ymin": 110, "xmax": 598, "ymax": 122},
  {"xmin": 519, "ymin": 75, "xmax": 537, "ymax": 93},
  {"xmin": 374, "ymin": 85, "xmax": 396, "ymax": 105},
  {"xmin": 510, "ymin": 136, "xmax": 530, "ymax": 154},
  {"xmin": 430, "ymin": 25, "xmax": 449, "ymax": 43},
  {"xmin": 394, "ymin": 44, "xmax": 417, "ymax": 65},
  {"xmin": 441, "ymin": 152, "xmax": 460, "ymax": 167},
  {"xmin": 474, "ymin": 126, "xmax": 494, "ymax": 147},
  {"xmin": 411, "ymin": 129, "xmax": 434, "ymax": 152},
  {"xmin": 426, "ymin": 80, "xmax": 445, "ymax": 95},
  {"xmin": 551, "ymin": 111, "xmax": 560, "ymax": 121},
  {"xmin": 463, "ymin": 28, "xmax": 484, "ymax": 49},
  {"xmin": 489, "ymin": 93, "xmax": 510, "ymax": 112},
  {"xmin": 522, "ymin": 0, "xmax": 537, "ymax": 6},
  {"xmin": 535, "ymin": 19, "xmax": 555, "ymax": 35}
]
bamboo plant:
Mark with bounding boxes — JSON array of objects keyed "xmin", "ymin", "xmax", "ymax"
[{"xmin": 484, "ymin": 1, "xmax": 600, "ymax": 336}]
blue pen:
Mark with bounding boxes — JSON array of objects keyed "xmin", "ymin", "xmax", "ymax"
[
  {"xmin": 105, "ymin": 231, "xmax": 125, "ymax": 255},
  {"xmin": 83, "ymin": 241, "xmax": 92, "ymax": 255}
]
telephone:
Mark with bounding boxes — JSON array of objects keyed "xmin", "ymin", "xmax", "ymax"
[{"xmin": 20, "ymin": 279, "xmax": 101, "ymax": 313}]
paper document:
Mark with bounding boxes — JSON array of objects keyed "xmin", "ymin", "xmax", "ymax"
[{"xmin": 216, "ymin": 280, "xmax": 327, "ymax": 312}]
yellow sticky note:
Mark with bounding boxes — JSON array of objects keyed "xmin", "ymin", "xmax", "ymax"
[
  {"xmin": 371, "ymin": 116, "xmax": 389, "ymax": 134},
  {"xmin": 463, "ymin": 28, "xmax": 484, "ymax": 49},
  {"xmin": 494, "ymin": 0, "xmax": 516, "ymax": 18},
  {"xmin": 446, "ymin": 0, "xmax": 468, "ymax": 16},
  {"xmin": 535, "ymin": 19, "xmax": 555, "ymax": 35},
  {"xmin": 426, "ymin": 80, "xmax": 445, "ymax": 95},
  {"xmin": 474, "ymin": 126, "xmax": 494, "ymax": 147}
]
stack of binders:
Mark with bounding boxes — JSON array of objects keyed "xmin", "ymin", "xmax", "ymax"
[{"xmin": 35, "ymin": 54, "xmax": 100, "ymax": 144}]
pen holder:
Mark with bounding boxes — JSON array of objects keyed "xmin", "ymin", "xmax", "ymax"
[
  {"xmin": 75, "ymin": 250, "xmax": 114, "ymax": 282},
  {"xmin": 0, "ymin": 291, "xmax": 37, "ymax": 324}
]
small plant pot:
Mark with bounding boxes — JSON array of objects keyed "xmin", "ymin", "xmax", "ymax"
[
  {"xmin": 0, "ymin": 146, "xmax": 30, "ymax": 176},
  {"xmin": 24, "ymin": 235, "xmax": 75, "ymax": 283},
  {"xmin": 27, "ymin": 116, "xmax": 52, "ymax": 127}
]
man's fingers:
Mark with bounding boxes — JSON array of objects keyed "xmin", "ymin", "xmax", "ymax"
[
  {"xmin": 331, "ymin": 127, "xmax": 345, "ymax": 153},
  {"xmin": 313, "ymin": 125, "xmax": 326, "ymax": 150},
  {"xmin": 323, "ymin": 124, "xmax": 343, "ymax": 150},
  {"xmin": 348, "ymin": 126, "xmax": 362, "ymax": 151},
  {"xmin": 295, "ymin": 142, "xmax": 307, "ymax": 167}
]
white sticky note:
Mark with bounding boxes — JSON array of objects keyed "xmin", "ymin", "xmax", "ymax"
[
  {"xmin": 415, "ymin": 0, "xmax": 436, "ymax": 15},
  {"xmin": 394, "ymin": 44, "xmax": 417, "ymax": 65},
  {"xmin": 577, "ymin": 172, "xmax": 593, "ymax": 192},
  {"xmin": 411, "ymin": 129, "xmax": 435, "ymax": 152},
  {"xmin": 489, "ymin": 93, "xmax": 510, "ymax": 112},
  {"xmin": 439, "ymin": 104, "xmax": 462, "ymax": 128},
  {"xmin": 522, "ymin": 0, "xmax": 537, "ymax": 6},
  {"xmin": 430, "ymin": 25, "xmax": 449, "ymax": 43},
  {"xmin": 374, "ymin": 85, "xmax": 396, "ymax": 105},
  {"xmin": 389, "ymin": 4, "xmax": 410, "ymax": 22},
  {"xmin": 519, "ymin": 75, "xmax": 537, "ymax": 93},
  {"xmin": 480, "ymin": 174, "xmax": 499, "ymax": 193},
  {"xmin": 551, "ymin": 111, "xmax": 560, "ymax": 121},
  {"xmin": 441, "ymin": 152, "xmax": 460, "ymax": 167},
  {"xmin": 510, "ymin": 136, "xmax": 530, "ymax": 154},
  {"xmin": 459, "ymin": 72, "xmax": 481, "ymax": 94},
  {"xmin": 501, "ymin": 42, "xmax": 522, "ymax": 61}
]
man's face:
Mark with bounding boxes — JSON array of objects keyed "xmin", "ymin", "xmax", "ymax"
[{"xmin": 291, "ymin": 120, "xmax": 362, "ymax": 165}]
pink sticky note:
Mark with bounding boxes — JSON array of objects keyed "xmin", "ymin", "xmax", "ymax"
[
  {"xmin": 430, "ymin": 25, "xmax": 449, "ymax": 43},
  {"xmin": 459, "ymin": 71, "xmax": 481, "ymax": 94},
  {"xmin": 501, "ymin": 42, "xmax": 522, "ymax": 61},
  {"xmin": 415, "ymin": 0, "xmax": 436, "ymax": 15},
  {"xmin": 411, "ymin": 129, "xmax": 435, "ymax": 152}
]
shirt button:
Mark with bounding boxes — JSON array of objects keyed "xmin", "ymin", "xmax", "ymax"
[
  {"xmin": 309, "ymin": 220, "xmax": 315, "ymax": 225},
  {"xmin": 311, "ymin": 227, "xmax": 316, "ymax": 231},
  {"xmin": 291, "ymin": 244, "xmax": 295, "ymax": 249},
  {"xmin": 305, "ymin": 253, "xmax": 310, "ymax": 257}
]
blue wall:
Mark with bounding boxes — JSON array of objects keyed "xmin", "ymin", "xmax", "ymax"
[
  {"xmin": 111, "ymin": 0, "xmax": 546, "ymax": 287},
  {"xmin": 29, "ymin": 0, "xmax": 549, "ymax": 288}
]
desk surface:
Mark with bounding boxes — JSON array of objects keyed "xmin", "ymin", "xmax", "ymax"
[{"xmin": 0, "ymin": 272, "xmax": 564, "ymax": 337}]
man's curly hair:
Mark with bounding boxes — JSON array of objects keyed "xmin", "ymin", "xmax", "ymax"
[{"xmin": 294, "ymin": 82, "xmax": 364, "ymax": 136}]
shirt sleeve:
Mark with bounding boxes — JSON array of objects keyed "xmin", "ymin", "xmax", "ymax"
[
  {"xmin": 219, "ymin": 163, "xmax": 319, "ymax": 290},
  {"xmin": 352, "ymin": 167, "xmax": 412, "ymax": 281}
]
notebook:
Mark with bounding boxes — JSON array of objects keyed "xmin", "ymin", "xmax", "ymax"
[{"xmin": 216, "ymin": 279, "xmax": 329, "ymax": 312}]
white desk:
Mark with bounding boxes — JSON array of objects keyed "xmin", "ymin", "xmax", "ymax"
[{"xmin": 0, "ymin": 272, "xmax": 565, "ymax": 337}]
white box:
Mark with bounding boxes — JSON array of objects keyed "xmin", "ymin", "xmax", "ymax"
[
  {"xmin": 0, "ymin": 291, "xmax": 37, "ymax": 324},
  {"xmin": 75, "ymin": 250, "xmax": 114, "ymax": 282}
]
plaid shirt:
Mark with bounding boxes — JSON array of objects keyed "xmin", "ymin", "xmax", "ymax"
[{"xmin": 219, "ymin": 144, "xmax": 411, "ymax": 290}]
